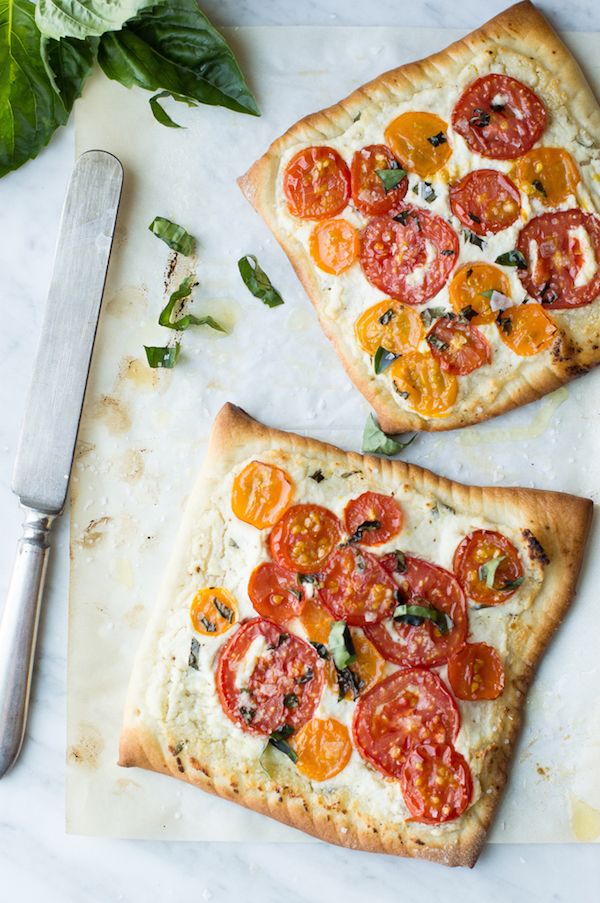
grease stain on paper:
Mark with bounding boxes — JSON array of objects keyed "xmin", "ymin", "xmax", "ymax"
[
  {"xmin": 119, "ymin": 448, "xmax": 146, "ymax": 483},
  {"xmin": 68, "ymin": 723, "xmax": 104, "ymax": 769},
  {"xmin": 120, "ymin": 356, "xmax": 161, "ymax": 390},
  {"xmin": 92, "ymin": 394, "xmax": 132, "ymax": 433},
  {"xmin": 78, "ymin": 516, "xmax": 112, "ymax": 548},
  {"xmin": 456, "ymin": 387, "xmax": 569, "ymax": 446},
  {"xmin": 570, "ymin": 797, "xmax": 600, "ymax": 841},
  {"xmin": 107, "ymin": 285, "xmax": 148, "ymax": 319}
]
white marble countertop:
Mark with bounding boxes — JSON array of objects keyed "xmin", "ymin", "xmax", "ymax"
[{"xmin": 1, "ymin": 2, "xmax": 600, "ymax": 901}]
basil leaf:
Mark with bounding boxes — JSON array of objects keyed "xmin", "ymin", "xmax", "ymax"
[
  {"xmin": 309, "ymin": 469, "xmax": 325, "ymax": 483},
  {"xmin": 378, "ymin": 308, "xmax": 394, "ymax": 326},
  {"xmin": 297, "ymin": 667, "xmax": 314, "ymax": 684},
  {"xmin": 158, "ymin": 275, "xmax": 227, "ymax": 333},
  {"xmin": 238, "ymin": 254, "xmax": 284, "ymax": 308},
  {"xmin": 420, "ymin": 307, "xmax": 447, "ymax": 327},
  {"xmin": 464, "ymin": 230, "xmax": 486, "ymax": 250},
  {"xmin": 336, "ymin": 667, "xmax": 365, "ymax": 702},
  {"xmin": 460, "ymin": 305, "xmax": 478, "ymax": 322},
  {"xmin": 362, "ymin": 413, "xmax": 416, "ymax": 457},
  {"xmin": 149, "ymin": 90, "xmax": 197, "ymax": 129},
  {"xmin": 328, "ymin": 621, "xmax": 356, "ymax": 671},
  {"xmin": 268, "ymin": 725, "xmax": 297, "ymax": 762},
  {"xmin": 212, "ymin": 597, "xmax": 234, "ymax": 623},
  {"xmin": 344, "ymin": 520, "xmax": 381, "ymax": 545},
  {"xmin": 391, "ymin": 549, "xmax": 407, "ymax": 573},
  {"xmin": 283, "ymin": 693, "xmax": 299, "ymax": 709},
  {"xmin": 426, "ymin": 333, "xmax": 449, "ymax": 352},
  {"xmin": 427, "ymin": 131, "xmax": 446, "ymax": 147},
  {"xmin": 188, "ymin": 636, "xmax": 201, "ymax": 670},
  {"xmin": 495, "ymin": 250, "xmax": 527, "ymax": 269},
  {"xmin": 373, "ymin": 346, "xmax": 397, "ymax": 375},
  {"xmin": 40, "ymin": 33, "xmax": 98, "ymax": 110},
  {"xmin": 36, "ymin": 0, "xmax": 156, "ymax": 40},
  {"xmin": 478, "ymin": 556, "xmax": 506, "ymax": 588},
  {"xmin": 298, "ymin": 573, "xmax": 321, "ymax": 586},
  {"xmin": 149, "ymin": 216, "xmax": 196, "ymax": 256},
  {"xmin": 97, "ymin": 0, "xmax": 260, "ymax": 117},
  {"xmin": 375, "ymin": 167, "xmax": 407, "ymax": 192},
  {"xmin": 310, "ymin": 642, "xmax": 329, "ymax": 660},
  {"xmin": 144, "ymin": 343, "xmax": 180, "ymax": 368},
  {"xmin": 393, "ymin": 603, "xmax": 449, "ymax": 634},
  {"xmin": 532, "ymin": 179, "xmax": 547, "ymax": 197}
]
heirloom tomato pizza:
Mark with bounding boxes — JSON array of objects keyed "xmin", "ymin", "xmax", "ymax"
[
  {"xmin": 120, "ymin": 405, "xmax": 592, "ymax": 867},
  {"xmin": 239, "ymin": 2, "xmax": 600, "ymax": 432}
]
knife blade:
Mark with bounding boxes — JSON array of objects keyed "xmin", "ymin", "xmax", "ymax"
[{"xmin": 0, "ymin": 150, "xmax": 123, "ymax": 777}]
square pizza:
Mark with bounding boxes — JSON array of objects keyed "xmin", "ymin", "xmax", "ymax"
[
  {"xmin": 120, "ymin": 404, "xmax": 591, "ymax": 866},
  {"xmin": 239, "ymin": 1, "xmax": 600, "ymax": 432}
]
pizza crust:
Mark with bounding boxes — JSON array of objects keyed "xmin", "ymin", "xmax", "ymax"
[
  {"xmin": 119, "ymin": 403, "xmax": 592, "ymax": 867},
  {"xmin": 238, "ymin": 1, "xmax": 600, "ymax": 433}
]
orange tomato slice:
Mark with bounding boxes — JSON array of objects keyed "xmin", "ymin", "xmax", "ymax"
[
  {"xmin": 292, "ymin": 717, "xmax": 352, "ymax": 781},
  {"xmin": 511, "ymin": 147, "xmax": 580, "ymax": 206},
  {"xmin": 190, "ymin": 587, "xmax": 238, "ymax": 637},
  {"xmin": 384, "ymin": 112, "xmax": 451, "ymax": 178},
  {"xmin": 354, "ymin": 300, "xmax": 423, "ymax": 356},
  {"xmin": 390, "ymin": 352, "xmax": 458, "ymax": 418},
  {"xmin": 231, "ymin": 460, "xmax": 294, "ymax": 529},
  {"xmin": 449, "ymin": 263, "xmax": 511, "ymax": 325},
  {"xmin": 309, "ymin": 218, "xmax": 359, "ymax": 275},
  {"xmin": 497, "ymin": 303, "xmax": 558, "ymax": 356},
  {"xmin": 447, "ymin": 642, "xmax": 505, "ymax": 701},
  {"xmin": 299, "ymin": 596, "xmax": 334, "ymax": 645},
  {"xmin": 327, "ymin": 628, "xmax": 386, "ymax": 699}
]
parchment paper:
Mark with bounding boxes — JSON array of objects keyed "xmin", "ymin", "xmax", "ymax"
[{"xmin": 69, "ymin": 26, "xmax": 600, "ymax": 843}]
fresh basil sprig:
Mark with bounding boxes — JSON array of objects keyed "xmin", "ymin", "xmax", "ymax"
[
  {"xmin": 362, "ymin": 413, "xmax": 416, "ymax": 457},
  {"xmin": 238, "ymin": 255, "xmax": 284, "ymax": 308},
  {"xmin": 144, "ymin": 343, "xmax": 180, "ymax": 368},
  {"xmin": 149, "ymin": 216, "xmax": 196, "ymax": 256},
  {"xmin": 158, "ymin": 275, "xmax": 227, "ymax": 332}
]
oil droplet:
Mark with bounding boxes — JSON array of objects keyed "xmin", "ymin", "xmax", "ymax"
[
  {"xmin": 122, "ymin": 357, "xmax": 160, "ymax": 390},
  {"xmin": 107, "ymin": 285, "xmax": 147, "ymax": 319},
  {"xmin": 110, "ymin": 557, "xmax": 135, "ymax": 589},
  {"xmin": 570, "ymin": 797, "xmax": 600, "ymax": 841},
  {"xmin": 457, "ymin": 387, "xmax": 568, "ymax": 446}
]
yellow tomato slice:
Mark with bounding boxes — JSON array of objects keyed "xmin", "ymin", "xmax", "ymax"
[
  {"xmin": 299, "ymin": 596, "xmax": 334, "ymax": 645},
  {"xmin": 355, "ymin": 301, "xmax": 424, "ymax": 356},
  {"xmin": 326, "ymin": 628, "xmax": 386, "ymax": 699},
  {"xmin": 292, "ymin": 718, "xmax": 352, "ymax": 781},
  {"xmin": 309, "ymin": 218, "xmax": 359, "ymax": 275},
  {"xmin": 190, "ymin": 587, "xmax": 238, "ymax": 637},
  {"xmin": 449, "ymin": 262, "xmax": 511, "ymax": 326},
  {"xmin": 497, "ymin": 304, "xmax": 558, "ymax": 356},
  {"xmin": 512, "ymin": 147, "xmax": 580, "ymax": 206},
  {"xmin": 384, "ymin": 112, "xmax": 451, "ymax": 178},
  {"xmin": 390, "ymin": 352, "xmax": 458, "ymax": 417},
  {"xmin": 231, "ymin": 460, "xmax": 294, "ymax": 529}
]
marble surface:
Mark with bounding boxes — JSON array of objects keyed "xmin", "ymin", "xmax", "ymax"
[{"xmin": 1, "ymin": 2, "xmax": 600, "ymax": 900}]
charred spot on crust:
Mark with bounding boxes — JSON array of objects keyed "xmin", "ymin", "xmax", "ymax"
[
  {"xmin": 521, "ymin": 529, "xmax": 550, "ymax": 565},
  {"xmin": 176, "ymin": 757, "xmax": 185, "ymax": 773},
  {"xmin": 566, "ymin": 362, "xmax": 591, "ymax": 377}
]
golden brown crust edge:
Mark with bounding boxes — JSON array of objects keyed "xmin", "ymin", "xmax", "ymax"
[
  {"xmin": 238, "ymin": 1, "xmax": 600, "ymax": 433},
  {"xmin": 119, "ymin": 404, "xmax": 593, "ymax": 867}
]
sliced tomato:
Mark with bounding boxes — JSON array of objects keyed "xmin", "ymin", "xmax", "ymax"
[
  {"xmin": 248, "ymin": 562, "xmax": 305, "ymax": 625},
  {"xmin": 496, "ymin": 303, "xmax": 557, "ymax": 357},
  {"xmin": 516, "ymin": 209, "xmax": 600, "ymax": 309},
  {"xmin": 365, "ymin": 555, "xmax": 467, "ymax": 667},
  {"xmin": 350, "ymin": 144, "xmax": 408, "ymax": 215},
  {"xmin": 390, "ymin": 352, "xmax": 458, "ymax": 418},
  {"xmin": 231, "ymin": 460, "xmax": 294, "ymax": 530},
  {"xmin": 512, "ymin": 147, "xmax": 580, "ymax": 207},
  {"xmin": 352, "ymin": 668, "xmax": 460, "ymax": 779},
  {"xmin": 269, "ymin": 504, "xmax": 342, "ymax": 573},
  {"xmin": 453, "ymin": 529, "xmax": 524, "ymax": 607},
  {"xmin": 216, "ymin": 618, "xmax": 323, "ymax": 735},
  {"xmin": 359, "ymin": 208, "xmax": 459, "ymax": 304},
  {"xmin": 326, "ymin": 628, "xmax": 386, "ymax": 699},
  {"xmin": 449, "ymin": 169, "xmax": 520, "ymax": 236},
  {"xmin": 190, "ymin": 587, "xmax": 238, "ymax": 637},
  {"xmin": 384, "ymin": 112, "xmax": 452, "ymax": 178},
  {"xmin": 309, "ymin": 218, "xmax": 359, "ymax": 275},
  {"xmin": 448, "ymin": 642, "xmax": 505, "ymax": 701},
  {"xmin": 401, "ymin": 743, "xmax": 472, "ymax": 824},
  {"xmin": 426, "ymin": 316, "xmax": 491, "ymax": 376},
  {"xmin": 452, "ymin": 74, "xmax": 546, "ymax": 160},
  {"xmin": 318, "ymin": 546, "xmax": 397, "ymax": 626},
  {"xmin": 344, "ymin": 491, "xmax": 404, "ymax": 546},
  {"xmin": 283, "ymin": 146, "xmax": 350, "ymax": 219},
  {"xmin": 354, "ymin": 300, "xmax": 424, "ymax": 356},
  {"xmin": 292, "ymin": 717, "xmax": 352, "ymax": 781},
  {"xmin": 448, "ymin": 262, "xmax": 511, "ymax": 325}
]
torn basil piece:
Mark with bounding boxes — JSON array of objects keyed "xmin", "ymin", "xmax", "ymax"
[
  {"xmin": 213, "ymin": 597, "xmax": 234, "ymax": 622},
  {"xmin": 390, "ymin": 549, "xmax": 407, "ymax": 573},
  {"xmin": 297, "ymin": 667, "xmax": 314, "ymax": 684},
  {"xmin": 393, "ymin": 603, "xmax": 449, "ymax": 634},
  {"xmin": 532, "ymin": 179, "xmax": 547, "ymax": 197},
  {"xmin": 502, "ymin": 576, "xmax": 524, "ymax": 591},
  {"xmin": 478, "ymin": 556, "xmax": 506, "ymax": 588},
  {"xmin": 158, "ymin": 275, "xmax": 227, "ymax": 333},
  {"xmin": 268, "ymin": 725, "xmax": 298, "ymax": 762},
  {"xmin": 427, "ymin": 131, "xmax": 447, "ymax": 147},
  {"xmin": 189, "ymin": 637, "xmax": 201, "ymax": 670},
  {"xmin": 375, "ymin": 167, "xmax": 407, "ymax": 192},
  {"xmin": 328, "ymin": 621, "xmax": 356, "ymax": 671},
  {"xmin": 464, "ymin": 230, "xmax": 486, "ymax": 250},
  {"xmin": 460, "ymin": 304, "xmax": 478, "ymax": 322},
  {"xmin": 238, "ymin": 254, "xmax": 284, "ymax": 308},
  {"xmin": 378, "ymin": 308, "xmax": 395, "ymax": 326},
  {"xmin": 495, "ymin": 249, "xmax": 527, "ymax": 269},
  {"xmin": 239, "ymin": 705, "xmax": 256, "ymax": 724},
  {"xmin": 149, "ymin": 216, "xmax": 196, "ymax": 256},
  {"xmin": 469, "ymin": 108, "xmax": 490, "ymax": 128},
  {"xmin": 373, "ymin": 345, "xmax": 398, "ymax": 375},
  {"xmin": 310, "ymin": 642, "xmax": 329, "ymax": 660},
  {"xmin": 283, "ymin": 693, "xmax": 299, "ymax": 709},
  {"xmin": 420, "ymin": 307, "xmax": 447, "ymax": 327},
  {"xmin": 362, "ymin": 413, "xmax": 416, "ymax": 457},
  {"xmin": 149, "ymin": 91, "xmax": 197, "ymax": 129},
  {"xmin": 298, "ymin": 573, "xmax": 321, "ymax": 585},
  {"xmin": 336, "ymin": 667, "xmax": 365, "ymax": 702},
  {"xmin": 345, "ymin": 520, "xmax": 381, "ymax": 545},
  {"xmin": 426, "ymin": 333, "xmax": 449, "ymax": 353},
  {"xmin": 309, "ymin": 469, "xmax": 325, "ymax": 483},
  {"xmin": 144, "ymin": 343, "xmax": 181, "ymax": 369}
]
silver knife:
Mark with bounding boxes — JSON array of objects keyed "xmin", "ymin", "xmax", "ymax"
[{"xmin": 0, "ymin": 150, "xmax": 123, "ymax": 778}]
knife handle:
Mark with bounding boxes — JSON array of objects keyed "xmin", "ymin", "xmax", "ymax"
[{"xmin": 0, "ymin": 507, "xmax": 55, "ymax": 778}]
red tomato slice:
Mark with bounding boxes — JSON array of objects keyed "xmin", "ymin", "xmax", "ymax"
[
  {"xmin": 248, "ymin": 562, "xmax": 305, "ymax": 625},
  {"xmin": 516, "ymin": 210, "xmax": 600, "ymax": 309},
  {"xmin": 283, "ymin": 146, "xmax": 350, "ymax": 220},
  {"xmin": 427, "ymin": 316, "xmax": 491, "ymax": 376},
  {"xmin": 319, "ymin": 546, "xmax": 397, "ymax": 626},
  {"xmin": 401, "ymin": 743, "xmax": 472, "ymax": 824},
  {"xmin": 350, "ymin": 144, "xmax": 408, "ymax": 215},
  {"xmin": 365, "ymin": 555, "xmax": 467, "ymax": 667},
  {"xmin": 359, "ymin": 208, "xmax": 459, "ymax": 304},
  {"xmin": 453, "ymin": 529, "xmax": 524, "ymax": 607},
  {"xmin": 344, "ymin": 491, "xmax": 404, "ymax": 546},
  {"xmin": 216, "ymin": 618, "xmax": 324, "ymax": 735},
  {"xmin": 269, "ymin": 504, "xmax": 342, "ymax": 573},
  {"xmin": 448, "ymin": 642, "xmax": 505, "ymax": 701},
  {"xmin": 352, "ymin": 668, "xmax": 460, "ymax": 779},
  {"xmin": 449, "ymin": 169, "xmax": 520, "ymax": 236},
  {"xmin": 452, "ymin": 74, "xmax": 546, "ymax": 160}
]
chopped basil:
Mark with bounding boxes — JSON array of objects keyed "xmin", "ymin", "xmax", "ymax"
[
  {"xmin": 239, "ymin": 705, "xmax": 255, "ymax": 724},
  {"xmin": 362, "ymin": 413, "xmax": 416, "ymax": 457},
  {"xmin": 200, "ymin": 615, "xmax": 217, "ymax": 633},
  {"xmin": 426, "ymin": 333, "xmax": 449, "ymax": 353},
  {"xmin": 480, "ymin": 289, "xmax": 498, "ymax": 300},
  {"xmin": 393, "ymin": 602, "xmax": 449, "ymax": 634},
  {"xmin": 336, "ymin": 667, "xmax": 365, "ymax": 702},
  {"xmin": 288, "ymin": 587, "xmax": 302, "ymax": 601},
  {"xmin": 502, "ymin": 576, "xmax": 524, "ymax": 591},
  {"xmin": 460, "ymin": 304, "xmax": 478, "ymax": 322},
  {"xmin": 340, "ymin": 470, "xmax": 361, "ymax": 478},
  {"xmin": 328, "ymin": 621, "xmax": 356, "ymax": 671},
  {"xmin": 238, "ymin": 254, "xmax": 284, "ymax": 307},
  {"xmin": 213, "ymin": 597, "xmax": 234, "ymax": 622},
  {"xmin": 158, "ymin": 275, "xmax": 227, "ymax": 333},
  {"xmin": 491, "ymin": 101, "xmax": 505, "ymax": 112},
  {"xmin": 418, "ymin": 181, "xmax": 437, "ymax": 203},
  {"xmin": 478, "ymin": 556, "xmax": 506, "ymax": 588},
  {"xmin": 297, "ymin": 668, "xmax": 314, "ymax": 684},
  {"xmin": 189, "ymin": 637, "xmax": 201, "ymax": 670},
  {"xmin": 393, "ymin": 210, "xmax": 410, "ymax": 225},
  {"xmin": 309, "ymin": 469, "xmax": 325, "ymax": 483},
  {"xmin": 378, "ymin": 308, "xmax": 395, "ymax": 326},
  {"xmin": 268, "ymin": 726, "xmax": 298, "ymax": 763},
  {"xmin": 427, "ymin": 131, "xmax": 447, "ymax": 147},
  {"xmin": 440, "ymin": 248, "xmax": 455, "ymax": 256},
  {"xmin": 420, "ymin": 307, "xmax": 447, "ymax": 327},
  {"xmin": 532, "ymin": 179, "xmax": 547, "ymax": 197},
  {"xmin": 464, "ymin": 230, "xmax": 486, "ymax": 250},
  {"xmin": 496, "ymin": 312, "xmax": 512, "ymax": 335},
  {"xmin": 468, "ymin": 212, "xmax": 481, "ymax": 224},
  {"xmin": 283, "ymin": 693, "xmax": 299, "ymax": 709},
  {"xmin": 310, "ymin": 642, "xmax": 329, "ymax": 660},
  {"xmin": 267, "ymin": 632, "xmax": 289, "ymax": 651},
  {"xmin": 391, "ymin": 549, "xmax": 407, "ymax": 572},
  {"xmin": 395, "ymin": 390, "xmax": 410, "ymax": 400},
  {"xmin": 540, "ymin": 283, "xmax": 558, "ymax": 305},
  {"xmin": 355, "ymin": 550, "xmax": 366, "ymax": 573},
  {"xmin": 144, "ymin": 344, "xmax": 180, "ymax": 369},
  {"xmin": 298, "ymin": 573, "xmax": 321, "ymax": 585},
  {"xmin": 344, "ymin": 520, "xmax": 381, "ymax": 545},
  {"xmin": 149, "ymin": 216, "xmax": 196, "ymax": 256},
  {"xmin": 375, "ymin": 167, "xmax": 407, "ymax": 192},
  {"xmin": 469, "ymin": 107, "xmax": 490, "ymax": 128},
  {"xmin": 373, "ymin": 346, "xmax": 398, "ymax": 375},
  {"xmin": 495, "ymin": 250, "xmax": 527, "ymax": 269}
]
